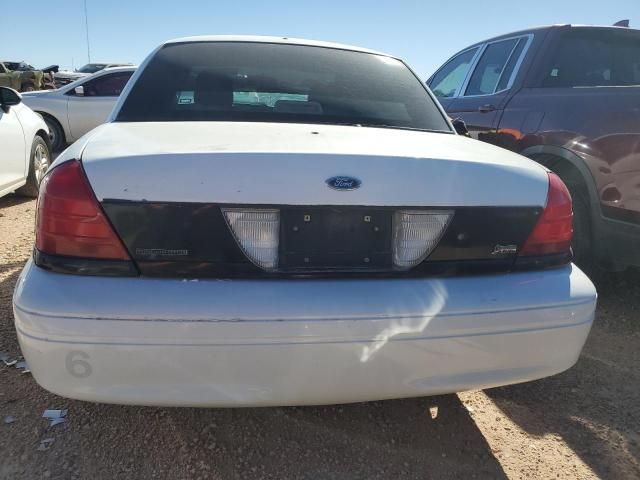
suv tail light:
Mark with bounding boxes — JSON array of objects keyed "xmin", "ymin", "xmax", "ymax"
[
  {"xmin": 518, "ymin": 172, "xmax": 573, "ymax": 262},
  {"xmin": 36, "ymin": 160, "xmax": 131, "ymax": 261}
]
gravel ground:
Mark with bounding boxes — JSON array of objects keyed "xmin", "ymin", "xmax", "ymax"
[{"xmin": 1, "ymin": 194, "xmax": 639, "ymax": 479}]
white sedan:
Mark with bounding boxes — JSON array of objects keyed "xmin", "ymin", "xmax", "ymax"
[
  {"xmin": 21, "ymin": 66, "xmax": 135, "ymax": 151},
  {"xmin": 0, "ymin": 87, "xmax": 50, "ymax": 198},
  {"xmin": 13, "ymin": 37, "xmax": 596, "ymax": 407}
]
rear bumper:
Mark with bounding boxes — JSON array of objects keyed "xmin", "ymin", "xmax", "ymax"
[{"xmin": 13, "ymin": 261, "xmax": 596, "ymax": 407}]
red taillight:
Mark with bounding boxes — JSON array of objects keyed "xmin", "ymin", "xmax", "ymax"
[
  {"xmin": 519, "ymin": 172, "xmax": 573, "ymax": 257},
  {"xmin": 36, "ymin": 160, "xmax": 131, "ymax": 260}
]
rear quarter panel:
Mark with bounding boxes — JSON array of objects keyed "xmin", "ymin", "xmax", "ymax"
[
  {"xmin": 497, "ymin": 86, "xmax": 640, "ymax": 219},
  {"xmin": 22, "ymin": 94, "xmax": 71, "ymax": 139},
  {"xmin": 15, "ymin": 103, "xmax": 49, "ymax": 171}
]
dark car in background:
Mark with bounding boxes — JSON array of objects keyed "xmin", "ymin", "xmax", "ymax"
[{"xmin": 428, "ymin": 24, "xmax": 640, "ymax": 270}]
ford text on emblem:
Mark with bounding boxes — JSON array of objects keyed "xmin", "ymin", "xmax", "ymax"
[{"xmin": 326, "ymin": 176, "xmax": 361, "ymax": 191}]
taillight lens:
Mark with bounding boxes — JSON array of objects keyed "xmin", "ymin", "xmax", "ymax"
[
  {"xmin": 223, "ymin": 208, "xmax": 280, "ymax": 271},
  {"xmin": 36, "ymin": 160, "xmax": 131, "ymax": 260},
  {"xmin": 519, "ymin": 172, "xmax": 573, "ymax": 257},
  {"xmin": 392, "ymin": 210, "xmax": 453, "ymax": 269}
]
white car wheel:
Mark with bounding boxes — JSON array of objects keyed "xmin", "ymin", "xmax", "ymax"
[
  {"xmin": 33, "ymin": 141, "xmax": 50, "ymax": 185},
  {"xmin": 42, "ymin": 115, "xmax": 64, "ymax": 152},
  {"xmin": 17, "ymin": 136, "xmax": 50, "ymax": 197}
]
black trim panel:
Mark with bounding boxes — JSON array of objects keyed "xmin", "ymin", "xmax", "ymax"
[
  {"xmin": 514, "ymin": 251, "xmax": 573, "ymax": 271},
  {"xmin": 427, "ymin": 207, "xmax": 541, "ymax": 261},
  {"xmin": 98, "ymin": 201, "xmax": 546, "ymax": 278},
  {"xmin": 33, "ymin": 249, "xmax": 139, "ymax": 277}
]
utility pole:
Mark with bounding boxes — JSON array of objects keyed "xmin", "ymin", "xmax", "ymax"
[{"xmin": 84, "ymin": 0, "xmax": 91, "ymax": 63}]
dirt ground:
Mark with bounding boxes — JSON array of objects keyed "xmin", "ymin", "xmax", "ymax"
[{"xmin": 1, "ymin": 195, "xmax": 638, "ymax": 480}]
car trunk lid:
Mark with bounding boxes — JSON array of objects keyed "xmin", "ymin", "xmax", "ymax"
[
  {"xmin": 79, "ymin": 122, "xmax": 549, "ymax": 276},
  {"xmin": 81, "ymin": 122, "xmax": 548, "ymax": 207}
]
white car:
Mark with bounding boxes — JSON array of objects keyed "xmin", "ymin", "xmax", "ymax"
[
  {"xmin": 54, "ymin": 62, "xmax": 133, "ymax": 87},
  {"xmin": 22, "ymin": 66, "xmax": 135, "ymax": 151},
  {"xmin": 13, "ymin": 36, "xmax": 596, "ymax": 407},
  {"xmin": 0, "ymin": 87, "xmax": 50, "ymax": 198}
]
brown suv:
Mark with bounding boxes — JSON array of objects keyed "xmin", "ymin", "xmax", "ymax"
[{"xmin": 428, "ymin": 24, "xmax": 640, "ymax": 270}]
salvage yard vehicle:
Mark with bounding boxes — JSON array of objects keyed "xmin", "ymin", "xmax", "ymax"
[
  {"xmin": 13, "ymin": 36, "xmax": 596, "ymax": 407},
  {"xmin": 428, "ymin": 24, "xmax": 640, "ymax": 271},
  {"xmin": 0, "ymin": 87, "xmax": 51, "ymax": 198},
  {"xmin": 21, "ymin": 66, "xmax": 136, "ymax": 151},
  {"xmin": 54, "ymin": 62, "xmax": 134, "ymax": 87},
  {"xmin": 0, "ymin": 61, "xmax": 56, "ymax": 92}
]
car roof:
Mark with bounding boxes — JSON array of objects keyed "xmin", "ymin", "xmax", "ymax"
[
  {"xmin": 468, "ymin": 23, "xmax": 639, "ymax": 47},
  {"xmin": 163, "ymin": 35, "xmax": 393, "ymax": 57},
  {"xmin": 97, "ymin": 66, "xmax": 137, "ymax": 73}
]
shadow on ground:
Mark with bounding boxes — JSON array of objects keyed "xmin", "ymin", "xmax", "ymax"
[
  {"xmin": 1, "ymin": 394, "xmax": 507, "ymax": 480},
  {"xmin": 0, "ymin": 264, "xmax": 26, "ymax": 354},
  {"xmin": 0, "ymin": 194, "xmax": 34, "ymax": 210},
  {"xmin": 485, "ymin": 268, "xmax": 640, "ymax": 479}
]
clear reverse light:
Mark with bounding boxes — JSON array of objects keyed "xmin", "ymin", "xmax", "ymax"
[
  {"xmin": 392, "ymin": 210, "xmax": 453, "ymax": 269},
  {"xmin": 223, "ymin": 208, "xmax": 280, "ymax": 271}
]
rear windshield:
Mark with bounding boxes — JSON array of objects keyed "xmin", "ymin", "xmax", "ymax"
[
  {"xmin": 543, "ymin": 28, "xmax": 640, "ymax": 87},
  {"xmin": 115, "ymin": 42, "xmax": 451, "ymax": 132}
]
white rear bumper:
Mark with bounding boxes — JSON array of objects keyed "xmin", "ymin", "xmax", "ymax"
[{"xmin": 13, "ymin": 261, "xmax": 596, "ymax": 406}]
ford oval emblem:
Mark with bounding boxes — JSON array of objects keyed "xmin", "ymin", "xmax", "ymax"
[{"xmin": 326, "ymin": 176, "xmax": 361, "ymax": 191}]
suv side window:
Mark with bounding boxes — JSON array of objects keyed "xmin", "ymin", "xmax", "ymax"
[
  {"xmin": 429, "ymin": 48, "xmax": 478, "ymax": 98},
  {"xmin": 80, "ymin": 72, "xmax": 133, "ymax": 97},
  {"xmin": 495, "ymin": 38, "xmax": 527, "ymax": 91},
  {"xmin": 465, "ymin": 38, "xmax": 519, "ymax": 96},
  {"xmin": 543, "ymin": 29, "xmax": 640, "ymax": 87}
]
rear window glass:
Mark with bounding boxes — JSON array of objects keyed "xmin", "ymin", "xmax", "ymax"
[
  {"xmin": 465, "ymin": 38, "xmax": 518, "ymax": 96},
  {"xmin": 543, "ymin": 29, "xmax": 640, "ymax": 87},
  {"xmin": 116, "ymin": 42, "xmax": 451, "ymax": 132}
]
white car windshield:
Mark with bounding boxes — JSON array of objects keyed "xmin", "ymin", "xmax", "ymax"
[
  {"xmin": 77, "ymin": 63, "xmax": 108, "ymax": 73},
  {"xmin": 116, "ymin": 42, "xmax": 451, "ymax": 132}
]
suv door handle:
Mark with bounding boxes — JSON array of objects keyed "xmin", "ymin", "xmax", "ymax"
[{"xmin": 478, "ymin": 104, "xmax": 496, "ymax": 113}]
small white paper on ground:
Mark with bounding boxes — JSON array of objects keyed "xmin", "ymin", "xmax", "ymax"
[
  {"xmin": 42, "ymin": 409, "xmax": 68, "ymax": 427},
  {"xmin": 37, "ymin": 438, "xmax": 55, "ymax": 451}
]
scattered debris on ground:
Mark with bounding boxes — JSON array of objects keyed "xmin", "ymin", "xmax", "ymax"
[
  {"xmin": 42, "ymin": 410, "xmax": 67, "ymax": 428},
  {"xmin": 37, "ymin": 438, "xmax": 55, "ymax": 451},
  {"xmin": 1, "ymin": 353, "xmax": 30, "ymax": 374}
]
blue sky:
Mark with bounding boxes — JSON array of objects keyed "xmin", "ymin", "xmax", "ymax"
[{"xmin": 1, "ymin": 0, "xmax": 636, "ymax": 79}]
